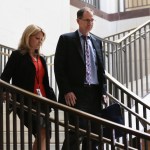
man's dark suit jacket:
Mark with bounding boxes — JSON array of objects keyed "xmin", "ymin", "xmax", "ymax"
[
  {"xmin": 54, "ymin": 30, "xmax": 106, "ymax": 104},
  {"xmin": 0, "ymin": 50, "xmax": 56, "ymax": 105}
]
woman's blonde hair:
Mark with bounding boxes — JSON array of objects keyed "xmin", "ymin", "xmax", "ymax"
[{"xmin": 18, "ymin": 24, "xmax": 46, "ymax": 53}]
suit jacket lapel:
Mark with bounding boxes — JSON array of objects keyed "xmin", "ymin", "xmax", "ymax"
[{"xmin": 73, "ymin": 31, "xmax": 85, "ymax": 64}]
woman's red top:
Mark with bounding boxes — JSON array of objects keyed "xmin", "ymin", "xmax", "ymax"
[{"xmin": 32, "ymin": 56, "xmax": 46, "ymax": 97}]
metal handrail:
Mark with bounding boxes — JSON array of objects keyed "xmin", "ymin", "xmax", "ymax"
[
  {"xmin": 105, "ymin": 72, "xmax": 150, "ymax": 108},
  {"xmin": 0, "ymin": 51, "xmax": 10, "ymax": 56},
  {"xmin": 116, "ymin": 20, "xmax": 150, "ymax": 43},
  {"xmin": 1, "ymin": 79, "xmax": 150, "ymax": 150},
  {"xmin": 1, "ymin": 45, "xmax": 150, "ymax": 122}
]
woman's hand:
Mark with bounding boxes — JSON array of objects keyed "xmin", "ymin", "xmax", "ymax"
[{"xmin": 2, "ymin": 92, "xmax": 12, "ymax": 102}]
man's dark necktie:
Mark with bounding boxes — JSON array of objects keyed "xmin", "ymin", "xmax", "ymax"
[{"xmin": 82, "ymin": 35, "xmax": 91, "ymax": 84}]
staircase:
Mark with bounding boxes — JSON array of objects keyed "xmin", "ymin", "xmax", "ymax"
[{"xmin": 1, "ymin": 19, "xmax": 150, "ymax": 150}]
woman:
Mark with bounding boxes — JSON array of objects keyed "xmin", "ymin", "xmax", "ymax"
[{"xmin": 0, "ymin": 24, "xmax": 56, "ymax": 150}]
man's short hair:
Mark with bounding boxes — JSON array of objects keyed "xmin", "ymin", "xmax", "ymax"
[{"xmin": 77, "ymin": 7, "xmax": 94, "ymax": 19}]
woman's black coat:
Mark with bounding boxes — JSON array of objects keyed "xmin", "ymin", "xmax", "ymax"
[{"xmin": 0, "ymin": 50, "xmax": 56, "ymax": 107}]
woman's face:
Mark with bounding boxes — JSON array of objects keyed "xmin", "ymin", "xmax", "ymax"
[{"xmin": 29, "ymin": 31, "xmax": 44, "ymax": 51}]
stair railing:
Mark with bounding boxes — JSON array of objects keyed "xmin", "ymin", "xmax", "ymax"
[
  {"xmin": 93, "ymin": 19, "xmax": 150, "ymax": 98},
  {"xmin": 78, "ymin": 0, "xmax": 150, "ymax": 12},
  {"xmin": 1, "ymin": 79, "xmax": 150, "ymax": 150},
  {"xmin": 45, "ymin": 54, "xmax": 150, "ymax": 149}
]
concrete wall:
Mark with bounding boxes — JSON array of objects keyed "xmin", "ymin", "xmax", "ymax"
[{"xmin": 0, "ymin": 0, "xmax": 70, "ymax": 55}]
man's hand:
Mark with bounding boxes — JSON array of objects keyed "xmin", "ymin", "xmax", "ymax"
[
  {"xmin": 64, "ymin": 92, "xmax": 77, "ymax": 107},
  {"xmin": 102, "ymin": 95, "xmax": 109, "ymax": 106}
]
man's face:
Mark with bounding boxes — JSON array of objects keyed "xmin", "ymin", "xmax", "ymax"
[{"xmin": 77, "ymin": 11, "xmax": 94, "ymax": 35}]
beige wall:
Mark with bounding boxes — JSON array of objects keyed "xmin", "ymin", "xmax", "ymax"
[{"xmin": 0, "ymin": 0, "xmax": 70, "ymax": 55}]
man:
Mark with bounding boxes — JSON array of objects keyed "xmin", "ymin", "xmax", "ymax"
[{"xmin": 54, "ymin": 7, "xmax": 108, "ymax": 150}]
